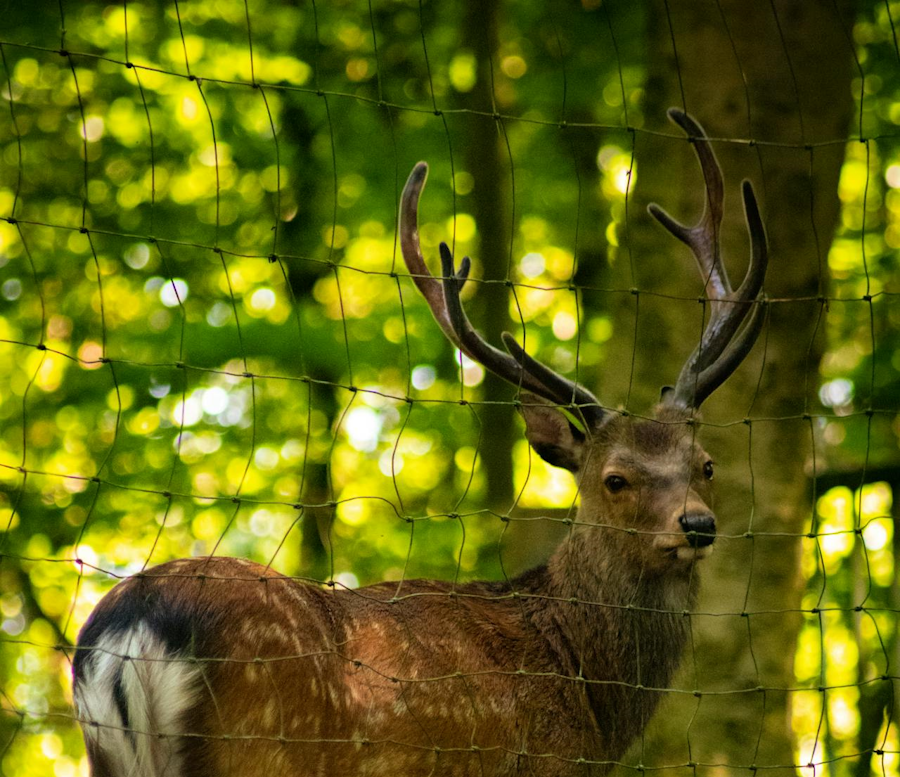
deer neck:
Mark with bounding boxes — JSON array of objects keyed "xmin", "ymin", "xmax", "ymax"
[
  {"xmin": 545, "ymin": 526, "xmax": 695, "ymax": 676},
  {"xmin": 520, "ymin": 524, "xmax": 698, "ymax": 754}
]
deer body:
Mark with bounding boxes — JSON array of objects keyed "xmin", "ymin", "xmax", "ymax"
[
  {"xmin": 73, "ymin": 110, "xmax": 767, "ymax": 776},
  {"xmin": 74, "ymin": 532, "xmax": 691, "ymax": 775}
]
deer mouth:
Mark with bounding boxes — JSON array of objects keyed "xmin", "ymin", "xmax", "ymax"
[
  {"xmin": 673, "ymin": 545, "xmax": 714, "ymax": 562},
  {"xmin": 659, "ymin": 542, "xmax": 715, "ymax": 563}
]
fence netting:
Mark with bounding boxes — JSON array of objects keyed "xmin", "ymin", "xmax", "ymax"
[{"xmin": 0, "ymin": 1, "xmax": 898, "ymax": 776}]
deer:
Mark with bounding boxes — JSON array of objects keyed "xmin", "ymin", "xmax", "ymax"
[{"xmin": 72, "ymin": 108, "xmax": 767, "ymax": 777}]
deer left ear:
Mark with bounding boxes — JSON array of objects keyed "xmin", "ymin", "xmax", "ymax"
[{"xmin": 517, "ymin": 394, "xmax": 585, "ymax": 473}]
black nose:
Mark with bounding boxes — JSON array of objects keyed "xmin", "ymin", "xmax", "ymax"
[{"xmin": 679, "ymin": 512, "xmax": 716, "ymax": 548}]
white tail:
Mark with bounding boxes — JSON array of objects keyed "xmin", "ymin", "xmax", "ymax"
[
  {"xmin": 73, "ymin": 109, "xmax": 768, "ymax": 776},
  {"xmin": 74, "ymin": 620, "xmax": 203, "ymax": 775}
]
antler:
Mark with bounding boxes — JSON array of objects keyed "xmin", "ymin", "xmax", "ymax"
[
  {"xmin": 648, "ymin": 108, "xmax": 768, "ymax": 409},
  {"xmin": 400, "ymin": 162, "xmax": 606, "ymax": 428}
]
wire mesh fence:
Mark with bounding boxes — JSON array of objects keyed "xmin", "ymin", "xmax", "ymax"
[{"xmin": 0, "ymin": 1, "xmax": 898, "ymax": 775}]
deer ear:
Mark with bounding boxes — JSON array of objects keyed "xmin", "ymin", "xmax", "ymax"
[{"xmin": 517, "ymin": 394, "xmax": 585, "ymax": 473}]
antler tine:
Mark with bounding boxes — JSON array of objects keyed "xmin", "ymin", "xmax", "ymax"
[
  {"xmin": 399, "ymin": 163, "xmax": 537, "ymax": 390},
  {"xmin": 672, "ymin": 179, "xmax": 768, "ymax": 387},
  {"xmin": 647, "ymin": 108, "xmax": 730, "ymax": 299},
  {"xmin": 399, "ymin": 163, "xmax": 462, "ymax": 347},
  {"xmin": 437, "ymin": 243, "xmax": 605, "ymax": 423},
  {"xmin": 648, "ymin": 110, "xmax": 769, "ymax": 409},
  {"xmin": 679, "ymin": 297, "xmax": 767, "ymax": 408},
  {"xmin": 671, "ymin": 178, "xmax": 768, "ymax": 407},
  {"xmin": 399, "ymin": 163, "xmax": 605, "ymax": 424},
  {"xmin": 732, "ymin": 180, "xmax": 768, "ymax": 306},
  {"xmin": 500, "ymin": 334, "xmax": 607, "ymax": 429},
  {"xmin": 436, "ymin": 243, "xmax": 561, "ymax": 399}
]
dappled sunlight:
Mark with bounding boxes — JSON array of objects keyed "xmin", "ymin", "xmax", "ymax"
[
  {"xmin": 794, "ymin": 483, "xmax": 899, "ymax": 777},
  {"xmin": 513, "ymin": 440, "xmax": 578, "ymax": 509},
  {"xmin": 0, "ymin": 2, "xmax": 897, "ymax": 776}
]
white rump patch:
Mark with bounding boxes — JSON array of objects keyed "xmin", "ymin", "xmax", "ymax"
[{"xmin": 75, "ymin": 623, "xmax": 203, "ymax": 776}]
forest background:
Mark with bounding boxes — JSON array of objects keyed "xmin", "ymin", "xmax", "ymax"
[{"xmin": 1, "ymin": 1, "xmax": 899, "ymax": 776}]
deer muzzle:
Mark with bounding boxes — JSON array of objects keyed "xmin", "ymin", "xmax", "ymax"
[{"xmin": 679, "ymin": 512, "xmax": 716, "ymax": 548}]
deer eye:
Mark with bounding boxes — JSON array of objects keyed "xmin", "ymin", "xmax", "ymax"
[
  {"xmin": 703, "ymin": 461, "xmax": 714, "ymax": 480},
  {"xmin": 605, "ymin": 475, "xmax": 628, "ymax": 493}
]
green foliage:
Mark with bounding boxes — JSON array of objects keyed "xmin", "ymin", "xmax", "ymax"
[
  {"xmin": 819, "ymin": 7, "xmax": 900, "ymax": 466},
  {"xmin": 1, "ymin": 1, "xmax": 899, "ymax": 775},
  {"xmin": 0, "ymin": 2, "xmax": 648, "ymax": 771}
]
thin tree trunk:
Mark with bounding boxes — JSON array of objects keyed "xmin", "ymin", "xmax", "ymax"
[
  {"xmin": 299, "ymin": 381, "xmax": 334, "ymax": 583},
  {"xmin": 459, "ymin": 0, "xmax": 516, "ymax": 512},
  {"xmin": 610, "ymin": 2, "xmax": 856, "ymax": 774}
]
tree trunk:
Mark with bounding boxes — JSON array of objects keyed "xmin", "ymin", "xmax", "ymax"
[
  {"xmin": 458, "ymin": 0, "xmax": 516, "ymax": 512},
  {"xmin": 610, "ymin": 2, "xmax": 856, "ymax": 773}
]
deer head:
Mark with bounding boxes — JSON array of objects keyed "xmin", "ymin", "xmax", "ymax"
[{"xmin": 400, "ymin": 108, "xmax": 767, "ymax": 577}]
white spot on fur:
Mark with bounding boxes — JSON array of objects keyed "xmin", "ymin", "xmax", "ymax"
[
  {"xmin": 75, "ymin": 623, "xmax": 202, "ymax": 776},
  {"xmin": 328, "ymin": 683, "xmax": 342, "ymax": 707},
  {"xmin": 262, "ymin": 700, "xmax": 277, "ymax": 729}
]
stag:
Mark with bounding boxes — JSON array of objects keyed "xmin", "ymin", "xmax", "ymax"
[{"xmin": 73, "ymin": 109, "xmax": 767, "ymax": 777}]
